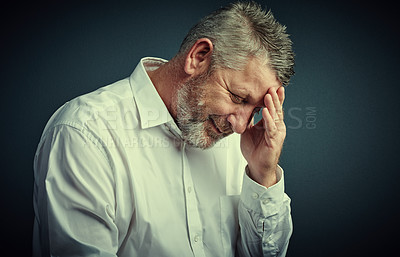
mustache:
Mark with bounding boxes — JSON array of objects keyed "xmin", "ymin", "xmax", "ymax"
[{"xmin": 209, "ymin": 115, "xmax": 233, "ymax": 134}]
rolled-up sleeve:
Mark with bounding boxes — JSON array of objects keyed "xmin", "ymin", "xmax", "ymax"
[
  {"xmin": 237, "ymin": 165, "xmax": 292, "ymax": 257},
  {"xmin": 33, "ymin": 124, "xmax": 118, "ymax": 257}
]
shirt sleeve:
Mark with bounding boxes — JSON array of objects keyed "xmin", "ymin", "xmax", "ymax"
[
  {"xmin": 236, "ymin": 165, "xmax": 293, "ymax": 257},
  {"xmin": 33, "ymin": 124, "xmax": 118, "ymax": 257}
]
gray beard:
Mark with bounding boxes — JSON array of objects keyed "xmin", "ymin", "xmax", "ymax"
[{"xmin": 175, "ymin": 73, "xmax": 224, "ymax": 149}]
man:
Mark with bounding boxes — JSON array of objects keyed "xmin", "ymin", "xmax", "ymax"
[{"xmin": 33, "ymin": 1, "xmax": 295, "ymax": 256}]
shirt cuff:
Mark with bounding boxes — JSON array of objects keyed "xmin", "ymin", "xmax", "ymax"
[{"xmin": 240, "ymin": 165, "xmax": 285, "ymax": 217}]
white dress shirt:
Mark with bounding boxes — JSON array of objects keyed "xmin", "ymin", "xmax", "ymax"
[{"xmin": 33, "ymin": 57, "xmax": 292, "ymax": 257}]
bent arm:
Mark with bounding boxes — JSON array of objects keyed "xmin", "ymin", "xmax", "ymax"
[{"xmin": 237, "ymin": 165, "xmax": 292, "ymax": 257}]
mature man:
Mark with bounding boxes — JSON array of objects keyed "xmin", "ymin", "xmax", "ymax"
[{"xmin": 33, "ymin": 1, "xmax": 295, "ymax": 256}]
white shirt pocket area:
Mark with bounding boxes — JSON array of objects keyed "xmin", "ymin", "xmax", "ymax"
[{"xmin": 220, "ymin": 195, "xmax": 240, "ymax": 257}]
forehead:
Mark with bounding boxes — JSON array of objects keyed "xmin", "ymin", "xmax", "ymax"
[{"xmin": 217, "ymin": 58, "xmax": 281, "ymax": 103}]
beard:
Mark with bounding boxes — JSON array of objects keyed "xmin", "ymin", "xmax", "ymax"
[{"xmin": 175, "ymin": 71, "xmax": 233, "ymax": 149}]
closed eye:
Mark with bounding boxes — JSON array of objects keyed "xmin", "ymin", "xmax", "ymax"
[{"xmin": 229, "ymin": 92, "xmax": 245, "ymax": 104}]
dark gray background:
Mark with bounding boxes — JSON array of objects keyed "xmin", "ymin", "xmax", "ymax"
[{"xmin": 1, "ymin": 0, "xmax": 399, "ymax": 256}]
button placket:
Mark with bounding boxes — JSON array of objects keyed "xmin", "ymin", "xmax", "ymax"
[{"xmin": 181, "ymin": 143, "xmax": 205, "ymax": 257}]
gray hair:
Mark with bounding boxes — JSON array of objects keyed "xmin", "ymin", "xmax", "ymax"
[{"xmin": 177, "ymin": 1, "xmax": 295, "ymax": 85}]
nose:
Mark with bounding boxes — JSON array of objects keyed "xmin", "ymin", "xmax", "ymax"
[{"xmin": 226, "ymin": 106, "xmax": 254, "ymax": 134}]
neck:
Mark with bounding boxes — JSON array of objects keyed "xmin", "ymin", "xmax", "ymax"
[{"xmin": 146, "ymin": 56, "xmax": 187, "ymax": 120}]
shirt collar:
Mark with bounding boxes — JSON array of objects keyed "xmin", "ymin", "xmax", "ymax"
[{"xmin": 129, "ymin": 57, "xmax": 175, "ymax": 129}]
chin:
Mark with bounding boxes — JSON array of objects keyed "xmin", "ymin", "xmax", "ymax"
[
  {"xmin": 186, "ymin": 136, "xmax": 219, "ymax": 149},
  {"xmin": 185, "ymin": 131, "xmax": 222, "ymax": 150},
  {"xmin": 182, "ymin": 120, "xmax": 229, "ymax": 149},
  {"xmin": 200, "ymin": 129, "xmax": 227, "ymax": 149}
]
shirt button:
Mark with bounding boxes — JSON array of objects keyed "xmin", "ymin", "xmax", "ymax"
[
  {"xmin": 187, "ymin": 186, "xmax": 192, "ymax": 193},
  {"xmin": 252, "ymin": 192, "xmax": 259, "ymax": 199},
  {"xmin": 262, "ymin": 198, "xmax": 270, "ymax": 204},
  {"xmin": 264, "ymin": 236, "xmax": 274, "ymax": 246},
  {"xmin": 194, "ymin": 234, "xmax": 200, "ymax": 242}
]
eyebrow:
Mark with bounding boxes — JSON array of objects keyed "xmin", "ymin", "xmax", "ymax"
[
  {"xmin": 235, "ymin": 88, "xmax": 250, "ymax": 99},
  {"xmin": 233, "ymin": 81, "xmax": 268, "ymax": 107},
  {"xmin": 236, "ymin": 88, "xmax": 264, "ymax": 107}
]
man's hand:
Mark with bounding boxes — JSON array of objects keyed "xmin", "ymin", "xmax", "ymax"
[{"xmin": 240, "ymin": 86, "xmax": 286, "ymax": 187}]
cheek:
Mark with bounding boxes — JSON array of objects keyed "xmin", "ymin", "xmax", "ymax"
[{"xmin": 203, "ymin": 91, "xmax": 234, "ymax": 116}]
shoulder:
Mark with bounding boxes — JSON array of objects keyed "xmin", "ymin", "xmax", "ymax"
[{"xmin": 41, "ymin": 78, "xmax": 139, "ymax": 138}]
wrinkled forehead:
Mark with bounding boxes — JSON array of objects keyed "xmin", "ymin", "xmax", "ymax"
[{"xmin": 222, "ymin": 58, "xmax": 281, "ymax": 104}]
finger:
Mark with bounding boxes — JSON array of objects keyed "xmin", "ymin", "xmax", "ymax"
[
  {"xmin": 264, "ymin": 93, "xmax": 278, "ymax": 122},
  {"xmin": 262, "ymin": 107, "xmax": 277, "ymax": 141},
  {"xmin": 270, "ymin": 88, "xmax": 283, "ymax": 121},
  {"xmin": 268, "ymin": 87, "xmax": 284, "ymax": 121},
  {"xmin": 277, "ymin": 86, "xmax": 285, "ymax": 106},
  {"xmin": 277, "ymin": 87, "xmax": 285, "ymax": 121},
  {"xmin": 263, "ymin": 93, "xmax": 286, "ymax": 142}
]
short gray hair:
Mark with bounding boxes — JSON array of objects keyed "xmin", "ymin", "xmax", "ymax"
[{"xmin": 177, "ymin": 1, "xmax": 295, "ymax": 85}]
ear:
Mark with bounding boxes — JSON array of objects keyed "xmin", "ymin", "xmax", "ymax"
[{"xmin": 183, "ymin": 38, "xmax": 213, "ymax": 76}]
